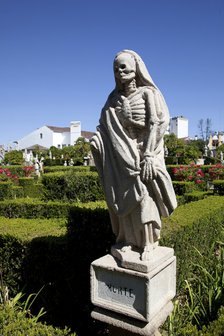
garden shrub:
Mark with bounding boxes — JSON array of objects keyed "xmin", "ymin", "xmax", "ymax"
[
  {"xmin": 1, "ymin": 196, "xmax": 224, "ymax": 335},
  {"xmin": 0, "ymin": 235, "xmax": 26, "ymax": 295},
  {"xmin": 0, "ymin": 182, "xmax": 13, "ymax": 200},
  {"xmin": 172, "ymin": 181, "xmax": 195, "ymax": 195},
  {"xmin": 0, "ymin": 165, "xmax": 34, "ymax": 177},
  {"xmin": 213, "ymin": 179, "xmax": 224, "ymax": 195},
  {"xmin": 0, "ymin": 303, "xmax": 76, "ymax": 336},
  {"xmin": 11, "ymin": 186, "xmax": 24, "ymax": 198},
  {"xmin": 161, "ymin": 196, "xmax": 224, "ymax": 290},
  {"xmin": 0, "ymin": 199, "xmax": 73, "ymax": 219},
  {"xmin": 41, "ymin": 171, "xmax": 104, "ymax": 202},
  {"xmin": 0, "ymin": 217, "xmax": 66, "ymax": 296},
  {"xmin": 43, "ymin": 165, "xmax": 91, "ymax": 173},
  {"xmin": 183, "ymin": 190, "xmax": 213, "ymax": 203},
  {"xmin": 167, "ymin": 164, "xmax": 224, "ymax": 183},
  {"xmin": 18, "ymin": 177, "xmax": 35, "ymax": 187}
]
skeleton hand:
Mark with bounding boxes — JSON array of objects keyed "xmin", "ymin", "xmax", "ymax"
[{"xmin": 140, "ymin": 155, "xmax": 157, "ymax": 182}]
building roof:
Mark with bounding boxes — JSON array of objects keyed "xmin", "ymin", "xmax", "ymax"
[
  {"xmin": 47, "ymin": 125, "xmax": 70, "ymax": 133},
  {"xmin": 81, "ymin": 130, "xmax": 95, "ymax": 139},
  {"xmin": 26, "ymin": 144, "xmax": 49, "ymax": 150},
  {"xmin": 46, "ymin": 126, "xmax": 94, "ymax": 139}
]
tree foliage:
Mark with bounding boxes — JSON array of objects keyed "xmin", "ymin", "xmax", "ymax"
[{"xmin": 4, "ymin": 150, "xmax": 24, "ymax": 165}]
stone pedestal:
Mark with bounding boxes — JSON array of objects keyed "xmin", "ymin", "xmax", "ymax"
[{"xmin": 90, "ymin": 247, "xmax": 176, "ymax": 335}]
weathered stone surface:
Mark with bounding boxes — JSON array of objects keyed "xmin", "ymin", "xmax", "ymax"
[
  {"xmin": 90, "ymin": 50, "xmax": 177, "ymax": 261},
  {"xmin": 91, "ymin": 253, "xmax": 176, "ymax": 322},
  {"xmin": 91, "ymin": 302, "xmax": 173, "ymax": 336}
]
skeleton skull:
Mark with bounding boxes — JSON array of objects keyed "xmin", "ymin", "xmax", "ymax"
[{"xmin": 114, "ymin": 53, "xmax": 136, "ymax": 83}]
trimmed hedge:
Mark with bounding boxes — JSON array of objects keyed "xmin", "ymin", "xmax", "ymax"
[
  {"xmin": 1, "ymin": 196, "xmax": 224, "ymax": 335},
  {"xmin": 41, "ymin": 171, "xmax": 104, "ymax": 202},
  {"xmin": 0, "ymin": 199, "xmax": 73, "ymax": 219},
  {"xmin": 0, "ymin": 198, "xmax": 106, "ymax": 219},
  {"xmin": 183, "ymin": 190, "xmax": 213, "ymax": 203},
  {"xmin": 161, "ymin": 196, "xmax": 224, "ymax": 289},
  {"xmin": 213, "ymin": 180, "xmax": 224, "ymax": 195},
  {"xmin": 43, "ymin": 165, "xmax": 91, "ymax": 173},
  {"xmin": 0, "ymin": 182, "xmax": 13, "ymax": 200},
  {"xmin": 172, "ymin": 181, "xmax": 195, "ymax": 195},
  {"xmin": 0, "ymin": 217, "xmax": 67, "ymax": 295}
]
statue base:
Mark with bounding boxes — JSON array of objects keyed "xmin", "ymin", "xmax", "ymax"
[
  {"xmin": 111, "ymin": 244, "xmax": 174, "ymax": 273},
  {"xmin": 90, "ymin": 248, "xmax": 176, "ymax": 333},
  {"xmin": 92, "ymin": 302, "xmax": 173, "ymax": 336}
]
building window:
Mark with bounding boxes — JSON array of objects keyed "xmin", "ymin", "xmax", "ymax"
[
  {"xmin": 62, "ymin": 144, "xmax": 66, "ymax": 148},
  {"xmin": 40, "ymin": 133, "xmax": 43, "ymax": 139},
  {"xmin": 57, "ymin": 144, "xmax": 61, "ymax": 148}
]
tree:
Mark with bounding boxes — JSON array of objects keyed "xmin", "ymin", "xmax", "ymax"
[
  {"xmin": 4, "ymin": 150, "xmax": 23, "ymax": 165},
  {"xmin": 49, "ymin": 146, "xmax": 62, "ymax": 159},
  {"xmin": 198, "ymin": 118, "xmax": 212, "ymax": 141},
  {"xmin": 73, "ymin": 137, "xmax": 91, "ymax": 164},
  {"xmin": 164, "ymin": 134, "xmax": 201, "ymax": 164}
]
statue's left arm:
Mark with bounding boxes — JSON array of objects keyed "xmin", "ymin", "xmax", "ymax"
[{"xmin": 141, "ymin": 88, "xmax": 169, "ymax": 182}]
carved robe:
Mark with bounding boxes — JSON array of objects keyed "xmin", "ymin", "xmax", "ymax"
[{"xmin": 90, "ymin": 86, "xmax": 177, "ymax": 249}]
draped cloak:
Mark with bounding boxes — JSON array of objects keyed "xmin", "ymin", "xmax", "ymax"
[{"xmin": 90, "ymin": 88, "xmax": 177, "ymax": 249}]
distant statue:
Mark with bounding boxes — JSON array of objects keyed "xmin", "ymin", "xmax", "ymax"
[
  {"xmin": 90, "ymin": 50, "xmax": 177, "ymax": 261},
  {"xmin": 39, "ymin": 157, "xmax": 44, "ymax": 173},
  {"xmin": 34, "ymin": 159, "xmax": 40, "ymax": 177}
]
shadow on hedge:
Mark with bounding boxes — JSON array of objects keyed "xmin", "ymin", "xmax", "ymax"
[{"xmin": 21, "ymin": 208, "xmax": 114, "ymax": 336}]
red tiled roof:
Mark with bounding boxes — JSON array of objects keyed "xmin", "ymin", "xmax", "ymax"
[{"xmin": 81, "ymin": 131, "xmax": 94, "ymax": 139}]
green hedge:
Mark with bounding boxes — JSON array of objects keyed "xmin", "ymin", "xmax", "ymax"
[
  {"xmin": 183, "ymin": 190, "xmax": 213, "ymax": 203},
  {"xmin": 213, "ymin": 180, "xmax": 224, "ymax": 195},
  {"xmin": 1, "ymin": 197, "xmax": 224, "ymax": 335},
  {"xmin": 0, "ymin": 303, "xmax": 76, "ymax": 336},
  {"xmin": 11, "ymin": 186, "xmax": 24, "ymax": 198},
  {"xmin": 161, "ymin": 196, "xmax": 224, "ymax": 289},
  {"xmin": 0, "ymin": 165, "xmax": 27, "ymax": 177},
  {"xmin": 0, "ymin": 216, "xmax": 66, "ymax": 296},
  {"xmin": 0, "ymin": 198, "xmax": 77, "ymax": 219},
  {"xmin": 18, "ymin": 177, "xmax": 43, "ymax": 198},
  {"xmin": 41, "ymin": 171, "xmax": 104, "ymax": 202},
  {"xmin": 43, "ymin": 165, "xmax": 91, "ymax": 173},
  {"xmin": 0, "ymin": 182, "xmax": 13, "ymax": 200},
  {"xmin": 172, "ymin": 181, "xmax": 195, "ymax": 195}
]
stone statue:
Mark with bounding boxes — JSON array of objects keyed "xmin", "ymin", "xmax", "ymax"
[{"xmin": 90, "ymin": 50, "xmax": 177, "ymax": 262}]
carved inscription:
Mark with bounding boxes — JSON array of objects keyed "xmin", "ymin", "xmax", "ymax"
[{"xmin": 106, "ymin": 283, "xmax": 134, "ymax": 298}]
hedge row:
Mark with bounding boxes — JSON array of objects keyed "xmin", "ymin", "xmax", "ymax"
[
  {"xmin": 0, "ymin": 179, "xmax": 43, "ymax": 200},
  {"xmin": 43, "ymin": 165, "xmax": 93, "ymax": 173},
  {"xmin": 0, "ymin": 199, "xmax": 72, "ymax": 219},
  {"xmin": 41, "ymin": 171, "xmax": 104, "ymax": 202},
  {"xmin": 1, "ymin": 197, "xmax": 224, "ymax": 335},
  {"xmin": 213, "ymin": 179, "xmax": 224, "ymax": 195}
]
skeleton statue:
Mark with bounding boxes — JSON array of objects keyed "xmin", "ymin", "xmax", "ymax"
[{"xmin": 90, "ymin": 50, "xmax": 177, "ymax": 261}]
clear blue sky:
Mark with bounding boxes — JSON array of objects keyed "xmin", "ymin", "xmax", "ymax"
[{"xmin": 0, "ymin": 0, "xmax": 224, "ymax": 147}]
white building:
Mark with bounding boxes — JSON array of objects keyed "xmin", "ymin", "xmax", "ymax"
[
  {"xmin": 208, "ymin": 131, "xmax": 224, "ymax": 150},
  {"xmin": 169, "ymin": 116, "xmax": 188, "ymax": 139},
  {"xmin": 17, "ymin": 121, "xmax": 94, "ymax": 150}
]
